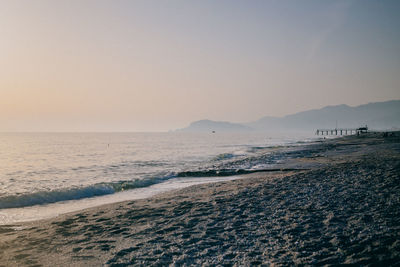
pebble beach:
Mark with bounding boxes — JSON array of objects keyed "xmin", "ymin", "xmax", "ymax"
[{"xmin": 1, "ymin": 133, "xmax": 399, "ymax": 266}]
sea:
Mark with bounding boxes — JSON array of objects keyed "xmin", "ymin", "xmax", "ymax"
[{"xmin": 0, "ymin": 132, "xmax": 320, "ymax": 224}]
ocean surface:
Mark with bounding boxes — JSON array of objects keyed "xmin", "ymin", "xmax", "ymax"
[{"xmin": 0, "ymin": 132, "xmax": 319, "ymax": 223}]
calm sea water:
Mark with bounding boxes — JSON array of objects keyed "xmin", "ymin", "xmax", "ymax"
[{"xmin": 0, "ymin": 132, "xmax": 317, "ymax": 222}]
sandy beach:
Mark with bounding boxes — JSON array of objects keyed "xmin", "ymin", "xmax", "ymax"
[{"xmin": 1, "ymin": 133, "xmax": 399, "ymax": 266}]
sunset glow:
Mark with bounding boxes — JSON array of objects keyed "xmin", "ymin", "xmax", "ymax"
[{"xmin": 1, "ymin": 0, "xmax": 399, "ymax": 131}]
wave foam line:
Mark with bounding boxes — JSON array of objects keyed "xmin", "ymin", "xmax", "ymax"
[
  {"xmin": 0, "ymin": 167, "xmax": 309, "ymax": 209},
  {"xmin": 176, "ymin": 168, "xmax": 308, "ymax": 177},
  {"xmin": 0, "ymin": 177, "xmax": 170, "ymax": 209}
]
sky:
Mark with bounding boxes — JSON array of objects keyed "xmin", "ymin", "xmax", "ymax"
[{"xmin": 0, "ymin": 0, "xmax": 399, "ymax": 132}]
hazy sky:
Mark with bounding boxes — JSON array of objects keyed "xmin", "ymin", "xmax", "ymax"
[{"xmin": 1, "ymin": 0, "xmax": 399, "ymax": 131}]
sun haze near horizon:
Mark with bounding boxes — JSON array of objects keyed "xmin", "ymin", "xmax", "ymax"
[{"xmin": 1, "ymin": 0, "xmax": 399, "ymax": 132}]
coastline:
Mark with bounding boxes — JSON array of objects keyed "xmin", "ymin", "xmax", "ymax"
[
  {"xmin": 0, "ymin": 134, "xmax": 322, "ymax": 225},
  {"xmin": 1, "ymin": 133, "xmax": 399, "ymax": 266}
]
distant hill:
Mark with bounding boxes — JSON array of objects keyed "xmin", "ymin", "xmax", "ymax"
[
  {"xmin": 247, "ymin": 100, "xmax": 400, "ymax": 131},
  {"xmin": 177, "ymin": 120, "xmax": 252, "ymax": 132},
  {"xmin": 178, "ymin": 100, "xmax": 400, "ymax": 132}
]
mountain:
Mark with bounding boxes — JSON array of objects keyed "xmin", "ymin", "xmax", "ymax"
[
  {"xmin": 178, "ymin": 100, "xmax": 400, "ymax": 132},
  {"xmin": 248, "ymin": 100, "xmax": 400, "ymax": 131},
  {"xmin": 176, "ymin": 120, "xmax": 252, "ymax": 132}
]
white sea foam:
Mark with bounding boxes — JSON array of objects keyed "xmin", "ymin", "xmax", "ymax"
[{"xmin": 0, "ymin": 132, "xmax": 318, "ymax": 223}]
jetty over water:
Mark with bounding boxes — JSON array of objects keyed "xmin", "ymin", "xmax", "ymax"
[{"xmin": 316, "ymin": 126, "xmax": 368, "ymax": 136}]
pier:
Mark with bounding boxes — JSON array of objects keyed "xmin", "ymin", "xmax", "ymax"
[{"xmin": 316, "ymin": 126, "xmax": 368, "ymax": 136}]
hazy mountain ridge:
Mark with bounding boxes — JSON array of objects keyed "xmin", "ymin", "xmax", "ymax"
[
  {"xmin": 177, "ymin": 120, "xmax": 252, "ymax": 132},
  {"xmin": 178, "ymin": 100, "xmax": 400, "ymax": 132}
]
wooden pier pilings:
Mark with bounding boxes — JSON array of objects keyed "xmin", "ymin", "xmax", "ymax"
[{"xmin": 316, "ymin": 126, "xmax": 368, "ymax": 136}]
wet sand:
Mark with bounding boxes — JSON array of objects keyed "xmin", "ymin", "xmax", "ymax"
[{"xmin": 1, "ymin": 133, "xmax": 399, "ymax": 266}]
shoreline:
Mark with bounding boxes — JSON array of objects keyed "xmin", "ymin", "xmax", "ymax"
[
  {"xmin": 0, "ymin": 135, "xmax": 326, "ymax": 225},
  {"xmin": 1, "ymin": 133, "xmax": 399, "ymax": 265}
]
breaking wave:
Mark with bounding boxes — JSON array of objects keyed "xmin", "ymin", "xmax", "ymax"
[
  {"xmin": 0, "ymin": 141, "xmax": 319, "ymax": 209},
  {"xmin": 0, "ymin": 177, "xmax": 171, "ymax": 209}
]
